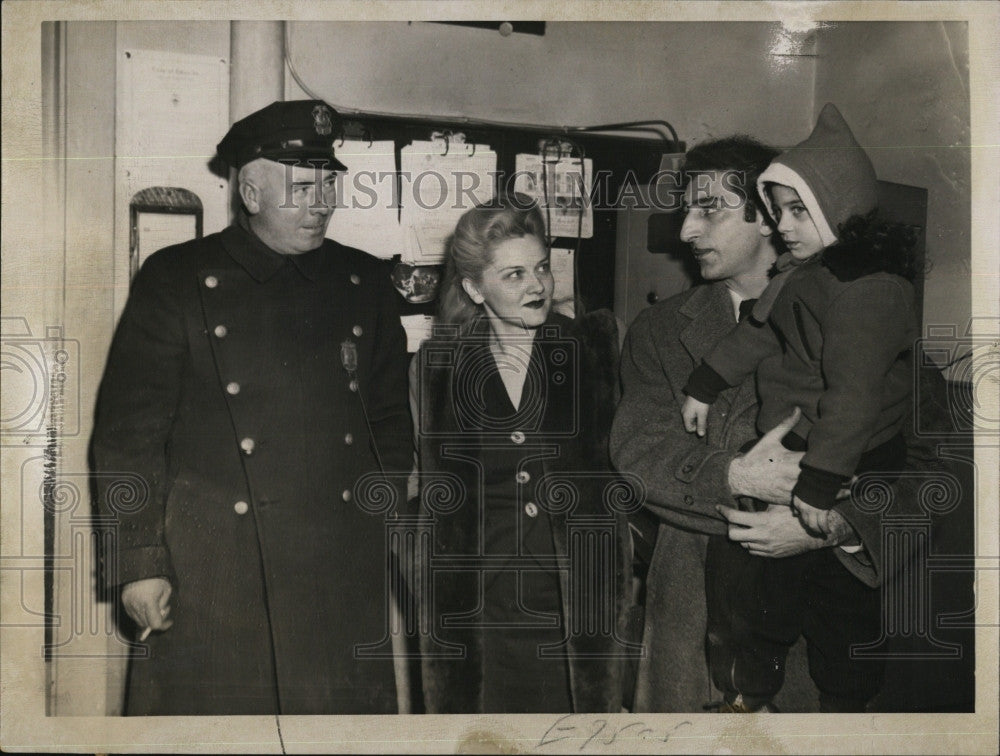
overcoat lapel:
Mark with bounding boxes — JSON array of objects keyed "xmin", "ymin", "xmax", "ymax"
[{"xmin": 678, "ymin": 283, "xmax": 758, "ymax": 425}]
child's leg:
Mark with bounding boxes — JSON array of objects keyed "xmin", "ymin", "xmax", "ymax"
[
  {"xmin": 801, "ymin": 550, "xmax": 885, "ymax": 712},
  {"xmin": 705, "ymin": 534, "xmax": 761, "ymax": 703},
  {"xmin": 729, "ymin": 552, "xmax": 813, "ymax": 708},
  {"xmin": 706, "ymin": 534, "xmax": 800, "ymax": 709},
  {"xmin": 796, "ymin": 434, "xmax": 904, "ymax": 710}
]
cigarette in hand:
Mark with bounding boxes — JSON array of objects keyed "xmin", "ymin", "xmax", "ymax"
[{"xmin": 139, "ymin": 627, "xmax": 152, "ymax": 642}]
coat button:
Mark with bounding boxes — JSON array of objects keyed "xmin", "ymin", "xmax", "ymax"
[
  {"xmin": 233, "ymin": 500, "xmax": 249, "ymax": 515},
  {"xmin": 342, "ymin": 489, "xmax": 352, "ymax": 502},
  {"xmin": 226, "ymin": 381, "xmax": 241, "ymax": 395},
  {"xmin": 524, "ymin": 502, "xmax": 538, "ymax": 518},
  {"xmin": 240, "ymin": 437, "xmax": 255, "ymax": 455},
  {"xmin": 352, "ymin": 325, "xmax": 363, "ymax": 337},
  {"xmin": 344, "ymin": 433, "xmax": 354, "ymax": 445},
  {"xmin": 350, "ymin": 274, "xmax": 361, "ymax": 285},
  {"xmin": 510, "ymin": 431, "xmax": 525, "ymax": 444},
  {"xmin": 516, "ymin": 470, "xmax": 530, "ymax": 484},
  {"xmin": 349, "ymin": 379, "xmax": 358, "ymax": 392},
  {"xmin": 214, "ymin": 325, "xmax": 228, "ymax": 338},
  {"xmin": 204, "ymin": 275, "xmax": 218, "ymax": 289}
]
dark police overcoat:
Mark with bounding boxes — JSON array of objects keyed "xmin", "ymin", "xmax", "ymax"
[{"xmin": 92, "ymin": 220, "xmax": 412, "ymax": 715}]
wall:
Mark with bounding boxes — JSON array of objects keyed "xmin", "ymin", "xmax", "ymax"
[
  {"xmin": 284, "ymin": 21, "xmax": 816, "ymax": 150},
  {"xmin": 45, "ymin": 19, "xmax": 230, "ymax": 717},
  {"xmin": 813, "ymin": 21, "xmax": 971, "ymax": 340}
]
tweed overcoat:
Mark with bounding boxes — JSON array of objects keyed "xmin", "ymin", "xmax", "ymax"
[
  {"xmin": 92, "ymin": 221, "xmax": 413, "ymax": 715},
  {"xmin": 413, "ymin": 310, "xmax": 638, "ymax": 713},
  {"xmin": 611, "ymin": 281, "xmax": 925, "ymax": 713}
]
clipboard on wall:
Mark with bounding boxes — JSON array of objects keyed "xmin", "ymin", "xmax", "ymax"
[{"xmin": 129, "ymin": 186, "xmax": 203, "ymax": 281}]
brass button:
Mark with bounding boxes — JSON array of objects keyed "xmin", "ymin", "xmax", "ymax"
[
  {"xmin": 349, "ymin": 379, "xmax": 358, "ymax": 393},
  {"xmin": 240, "ymin": 437, "xmax": 255, "ymax": 455},
  {"xmin": 233, "ymin": 500, "xmax": 249, "ymax": 515},
  {"xmin": 342, "ymin": 489, "xmax": 352, "ymax": 502},
  {"xmin": 226, "ymin": 381, "xmax": 240, "ymax": 395},
  {"xmin": 350, "ymin": 274, "xmax": 361, "ymax": 285},
  {"xmin": 204, "ymin": 275, "xmax": 218, "ymax": 289},
  {"xmin": 516, "ymin": 470, "xmax": 530, "ymax": 484},
  {"xmin": 524, "ymin": 502, "xmax": 539, "ymax": 518},
  {"xmin": 344, "ymin": 433, "xmax": 354, "ymax": 445},
  {"xmin": 214, "ymin": 325, "xmax": 228, "ymax": 338},
  {"xmin": 510, "ymin": 431, "xmax": 525, "ymax": 445}
]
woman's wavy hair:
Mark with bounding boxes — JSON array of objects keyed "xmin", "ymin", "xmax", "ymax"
[{"xmin": 437, "ymin": 193, "xmax": 548, "ymax": 327}]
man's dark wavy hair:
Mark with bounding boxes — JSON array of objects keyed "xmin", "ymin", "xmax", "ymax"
[{"xmin": 683, "ymin": 136, "xmax": 780, "ymax": 223}]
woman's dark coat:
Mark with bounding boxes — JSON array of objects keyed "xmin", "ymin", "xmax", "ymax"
[
  {"xmin": 91, "ymin": 222, "xmax": 413, "ymax": 715},
  {"xmin": 412, "ymin": 310, "xmax": 638, "ymax": 713}
]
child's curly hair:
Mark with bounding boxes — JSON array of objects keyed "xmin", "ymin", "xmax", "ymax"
[{"xmin": 821, "ymin": 211, "xmax": 925, "ymax": 283}]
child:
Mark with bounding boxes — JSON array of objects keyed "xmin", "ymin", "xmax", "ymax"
[{"xmin": 682, "ymin": 103, "xmax": 920, "ymax": 712}]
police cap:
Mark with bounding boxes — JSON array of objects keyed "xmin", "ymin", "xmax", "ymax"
[{"xmin": 216, "ymin": 99, "xmax": 348, "ymax": 171}]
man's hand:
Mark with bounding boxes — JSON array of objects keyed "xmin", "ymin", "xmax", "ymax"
[
  {"xmin": 726, "ymin": 408, "xmax": 804, "ymax": 505},
  {"xmin": 793, "ymin": 495, "xmax": 831, "ymax": 536},
  {"xmin": 122, "ymin": 577, "xmax": 173, "ymax": 639},
  {"xmin": 718, "ymin": 504, "xmax": 856, "ymax": 558},
  {"xmin": 681, "ymin": 395, "xmax": 711, "ymax": 437}
]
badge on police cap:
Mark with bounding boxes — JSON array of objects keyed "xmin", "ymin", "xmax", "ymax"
[
  {"xmin": 216, "ymin": 100, "xmax": 348, "ymax": 171},
  {"xmin": 312, "ymin": 104, "xmax": 334, "ymax": 136}
]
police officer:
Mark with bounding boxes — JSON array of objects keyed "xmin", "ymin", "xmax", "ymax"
[{"xmin": 92, "ymin": 100, "xmax": 412, "ymax": 715}]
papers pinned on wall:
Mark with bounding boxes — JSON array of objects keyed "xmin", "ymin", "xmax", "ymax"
[
  {"xmin": 136, "ymin": 213, "xmax": 198, "ymax": 269},
  {"xmin": 549, "ymin": 247, "xmax": 576, "ymax": 318},
  {"xmin": 400, "ymin": 134, "xmax": 497, "ymax": 265},
  {"xmin": 117, "ymin": 49, "xmax": 229, "ymax": 237},
  {"xmin": 400, "ymin": 314, "xmax": 437, "ymax": 353},
  {"xmin": 513, "ymin": 153, "xmax": 594, "ymax": 239},
  {"xmin": 325, "ymin": 140, "xmax": 404, "ymax": 259}
]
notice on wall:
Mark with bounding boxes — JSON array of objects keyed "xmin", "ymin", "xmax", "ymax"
[
  {"xmin": 400, "ymin": 314, "xmax": 437, "ymax": 353},
  {"xmin": 325, "ymin": 140, "xmax": 404, "ymax": 259},
  {"xmin": 135, "ymin": 212, "xmax": 198, "ymax": 270},
  {"xmin": 400, "ymin": 138, "xmax": 496, "ymax": 264},
  {"xmin": 118, "ymin": 48, "xmax": 229, "ymax": 167},
  {"xmin": 549, "ymin": 246, "xmax": 576, "ymax": 317},
  {"xmin": 513, "ymin": 153, "xmax": 594, "ymax": 239},
  {"xmin": 116, "ymin": 48, "xmax": 230, "ymax": 248}
]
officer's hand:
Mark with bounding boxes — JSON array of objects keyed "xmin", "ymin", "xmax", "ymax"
[
  {"xmin": 726, "ymin": 408, "xmax": 804, "ymax": 505},
  {"xmin": 793, "ymin": 495, "xmax": 831, "ymax": 536},
  {"xmin": 122, "ymin": 578, "xmax": 174, "ymax": 638},
  {"xmin": 682, "ymin": 396, "xmax": 711, "ymax": 437}
]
